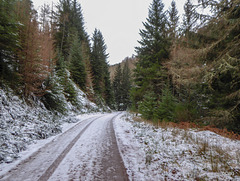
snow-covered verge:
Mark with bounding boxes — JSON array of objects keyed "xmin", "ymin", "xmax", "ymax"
[
  {"xmin": 0, "ymin": 113, "xmax": 104, "ymax": 177},
  {"xmin": 114, "ymin": 112, "xmax": 240, "ymax": 181},
  {"xmin": 0, "ymin": 85, "xmax": 100, "ymax": 165}
]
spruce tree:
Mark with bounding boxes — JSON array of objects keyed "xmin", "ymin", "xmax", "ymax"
[
  {"xmin": 91, "ymin": 29, "xmax": 112, "ymax": 107},
  {"xmin": 0, "ymin": 0, "xmax": 19, "ymax": 83},
  {"xmin": 91, "ymin": 29, "xmax": 106, "ymax": 95},
  {"xmin": 182, "ymin": 0, "xmax": 198, "ymax": 40},
  {"xmin": 69, "ymin": 35, "xmax": 86, "ymax": 90},
  {"xmin": 103, "ymin": 66, "xmax": 114, "ymax": 108},
  {"xmin": 122, "ymin": 62, "xmax": 132, "ymax": 110},
  {"xmin": 132, "ymin": 0, "xmax": 170, "ymax": 110},
  {"xmin": 168, "ymin": 0, "xmax": 179, "ymax": 43},
  {"xmin": 113, "ymin": 64, "xmax": 123, "ymax": 110},
  {"xmin": 54, "ymin": 0, "xmax": 88, "ymax": 66}
]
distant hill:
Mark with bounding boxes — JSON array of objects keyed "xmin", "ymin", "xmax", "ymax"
[{"xmin": 109, "ymin": 56, "xmax": 138, "ymax": 81}]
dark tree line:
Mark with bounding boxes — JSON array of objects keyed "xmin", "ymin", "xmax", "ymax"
[
  {"xmin": 0, "ymin": 0, "xmax": 113, "ymax": 110},
  {"xmin": 112, "ymin": 62, "xmax": 132, "ymax": 111},
  {"xmin": 130, "ymin": 0, "xmax": 240, "ymax": 133}
]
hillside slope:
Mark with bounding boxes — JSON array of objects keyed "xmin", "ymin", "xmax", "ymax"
[
  {"xmin": 0, "ymin": 77, "xmax": 101, "ymax": 164},
  {"xmin": 109, "ymin": 57, "xmax": 137, "ymax": 81}
]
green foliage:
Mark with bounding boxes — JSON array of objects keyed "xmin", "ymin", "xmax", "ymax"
[
  {"xmin": 42, "ymin": 73, "xmax": 68, "ymax": 114},
  {"xmin": 91, "ymin": 29, "xmax": 113, "ymax": 108},
  {"xmin": 104, "ymin": 68, "xmax": 114, "ymax": 108},
  {"xmin": 132, "ymin": 0, "xmax": 170, "ymax": 110},
  {"xmin": 69, "ymin": 36, "xmax": 86, "ymax": 90},
  {"xmin": 113, "ymin": 64, "xmax": 123, "ymax": 110},
  {"xmin": 132, "ymin": 62, "xmax": 168, "ymax": 110},
  {"xmin": 174, "ymin": 102, "xmax": 198, "ymax": 122},
  {"xmin": 64, "ymin": 77, "xmax": 77, "ymax": 104},
  {"xmin": 155, "ymin": 87, "xmax": 177, "ymax": 122},
  {"xmin": 138, "ymin": 91, "xmax": 158, "ymax": 120},
  {"xmin": 182, "ymin": 0, "xmax": 198, "ymax": 38},
  {"xmin": 0, "ymin": 0, "xmax": 20, "ymax": 86},
  {"xmin": 122, "ymin": 62, "xmax": 132, "ymax": 110},
  {"xmin": 113, "ymin": 63, "xmax": 132, "ymax": 110},
  {"xmin": 168, "ymin": 0, "xmax": 179, "ymax": 42}
]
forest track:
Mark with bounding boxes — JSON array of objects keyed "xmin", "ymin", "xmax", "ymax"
[{"xmin": 0, "ymin": 113, "xmax": 129, "ymax": 181}]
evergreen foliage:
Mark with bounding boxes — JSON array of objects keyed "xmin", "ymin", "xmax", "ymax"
[
  {"xmin": 132, "ymin": 0, "xmax": 170, "ymax": 112},
  {"xmin": 69, "ymin": 36, "xmax": 86, "ymax": 90},
  {"xmin": 182, "ymin": 0, "xmax": 198, "ymax": 40},
  {"xmin": 0, "ymin": 0, "xmax": 19, "ymax": 83},
  {"xmin": 168, "ymin": 0, "xmax": 179, "ymax": 42},
  {"xmin": 155, "ymin": 87, "xmax": 177, "ymax": 121},
  {"xmin": 138, "ymin": 91, "xmax": 158, "ymax": 120},
  {"xmin": 1, "ymin": 0, "xmax": 239, "ymax": 134},
  {"xmin": 113, "ymin": 64, "xmax": 123, "ymax": 110},
  {"xmin": 112, "ymin": 62, "xmax": 132, "ymax": 111},
  {"xmin": 91, "ymin": 29, "xmax": 113, "ymax": 107},
  {"xmin": 121, "ymin": 62, "xmax": 132, "ymax": 110}
]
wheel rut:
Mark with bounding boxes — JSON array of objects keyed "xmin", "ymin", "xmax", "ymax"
[
  {"xmin": 1, "ymin": 113, "xmax": 129, "ymax": 181},
  {"xmin": 95, "ymin": 113, "xmax": 129, "ymax": 181},
  {"xmin": 38, "ymin": 118, "xmax": 96, "ymax": 181},
  {"xmin": 0, "ymin": 115, "xmax": 101, "ymax": 181}
]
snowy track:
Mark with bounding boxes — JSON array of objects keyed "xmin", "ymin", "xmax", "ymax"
[{"xmin": 0, "ymin": 113, "xmax": 129, "ymax": 181}]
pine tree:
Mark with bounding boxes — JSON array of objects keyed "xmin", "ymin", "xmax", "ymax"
[
  {"xmin": 132, "ymin": 0, "xmax": 170, "ymax": 110},
  {"xmin": 54, "ymin": 0, "xmax": 92, "ymax": 97},
  {"xmin": 91, "ymin": 29, "xmax": 113, "ymax": 107},
  {"xmin": 69, "ymin": 35, "xmax": 86, "ymax": 90},
  {"xmin": 138, "ymin": 91, "xmax": 158, "ymax": 120},
  {"xmin": 113, "ymin": 64, "xmax": 123, "ymax": 110},
  {"xmin": 91, "ymin": 29, "xmax": 108, "ymax": 95},
  {"xmin": 0, "ymin": 0, "xmax": 19, "ymax": 83},
  {"xmin": 168, "ymin": 0, "xmax": 179, "ymax": 43},
  {"xmin": 182, "ymin": 0, "xmax": 198, "ymax": 40},
  {"xmin": 155, "ymin": 87, "xmax": 177, "ymax": 121},
  {"xmin": 54, "ymin": 0, "xmax": 88, "ymax": 66},
  {"xmin": 121, "ymin": 62, "xmax": 132, "ymax": 110},
  {"xmin": 103, "ymin": 66, "xmax": 113, "ymax": 108},
  {"xmin": 39, "ymin": 3, "xmax": 55, "ymax": 78}
]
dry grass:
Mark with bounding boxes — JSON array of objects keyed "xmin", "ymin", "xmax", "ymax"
[
  {"xmin": 126, "ymin": 113, "xmax": 240, "ymax": 179},
  {"xmin": 132, "ymin": 116, "xmax": 240, "ymax": 140}
]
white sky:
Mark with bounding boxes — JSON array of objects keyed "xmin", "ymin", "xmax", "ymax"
[{"xmin": 32, "ymin": 0, "xmax": 186, "ymax": 65}]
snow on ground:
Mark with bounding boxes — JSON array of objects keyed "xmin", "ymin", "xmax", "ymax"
[
  {"xmin": 0, "ymin": 113, "xmax": 104, "ymax": 176},
  {"xmin": 114, "ymin": 112, "xmax": 240, "ymax": 181},
  {"xmin": 0, "ymin": 85, "xmax": 101, "ymax": 165},
  {"xmin": 49, "ymin": 113, "xmax": 122, "ymax": 181}
]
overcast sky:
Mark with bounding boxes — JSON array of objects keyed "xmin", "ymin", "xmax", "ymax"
[{"xmin": 32, "ymin": 0, "xmax": 186, "ymax": 65}]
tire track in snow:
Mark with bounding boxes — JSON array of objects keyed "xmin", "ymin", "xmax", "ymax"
[
  {"xmin": 0, "ymin": 115, "xmax": 103, "ymax": 181},
  {"xmin": 95, "ymin": 112, "xmax": 129, "ymax": 180},
  {"xmin": 48, "ymin": 112, "xmax": 129, "ymax": 181},
  {"xmin": 38, "ymin": 117, "xmax": 98, "ymax": 181}
]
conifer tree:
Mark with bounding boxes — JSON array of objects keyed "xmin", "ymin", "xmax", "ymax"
[
  {"xmin": 91, "ymin": 29, "xmax": 106, "ymax": 95},
  {"xmin": 132, "ymin": 0, "xmax": 170, "ymax": 110},
  {"xmin": 91, "ymin": 29, "xmax": 113, "ymax": 107},
  {"xmin": 54, "ymin": 0, "xmax": 93, "ymax": 99},
  {"xmin": 121, "ymin": 62, "xmax": 132, "ymax": 110},
  {"xmin": 113, "ymin": 64, "xmax": 123, "ymax": 110},
  {"xmin": 54, "ymin": 0, "xmax": 88, "ymax": 66},
  {"xmin": 69, "ymin": 35, "xmax": 86, "ymax": 90},
  {"xmin": 168, "ymin": 0, "xmax": 179, "ymax": 43},
  {"xmin": 16, "ymin": 0, "xmax": 48, "ymax": 96},
  {"xmin": 0, "ymin": 0, "xmax": 19, "ymax": 82},
  {"xmin": 182, "ymin": 0, "xmax": 198, "ymax": 40},
  {"xmin": 103, "ymin": 66, "xmax": 113, "ymax": 108}
]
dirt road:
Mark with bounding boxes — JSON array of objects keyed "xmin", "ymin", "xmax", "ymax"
[{"xmin": 0, "ymin": 113, "xmax": 129, "ymax": 181}]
